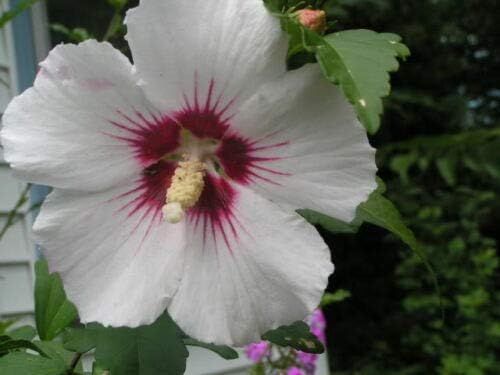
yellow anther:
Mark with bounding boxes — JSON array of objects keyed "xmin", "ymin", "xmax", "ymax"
[{"xmin": 163, "ymin": 159, "xmax": 206, "ymax": 223}]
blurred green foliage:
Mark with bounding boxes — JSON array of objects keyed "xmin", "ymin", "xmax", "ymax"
[
  {"xmin": 0, "ymin": 0, "xmax": 40, "ymax": 28},
  {"xmin": 316, "ymin": 0, "xmax": 500, "ymax": 374},
  {"xmin": 34, "ymin": 0, "xmax": 500, "ymax": 373}
]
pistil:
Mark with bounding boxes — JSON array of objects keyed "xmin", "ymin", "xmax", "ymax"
[{"xmin": 163, "ymin": 158, "xmax": 206, "ymax": 223}]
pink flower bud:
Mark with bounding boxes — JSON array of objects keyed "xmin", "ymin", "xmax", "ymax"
[{"xmin": 296, "ymin": 9, "xmax": 327, "ymax": 33}]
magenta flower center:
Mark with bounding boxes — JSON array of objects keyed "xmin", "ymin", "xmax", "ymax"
[{"xmin": 109, "ymin": 80, "xmax": 289, "ymax": 249}]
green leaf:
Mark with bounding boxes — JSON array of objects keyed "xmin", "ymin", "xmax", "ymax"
[
  {"xmin": 0, "ymin": 339, "xmax": 48, "ymax": 357},
  {"xmin": 262, "ymin": 321, "xmax": 324, "ymax": 354},
  {"xmin": 34, "ymin": 260, "xmax": 78, "ymax": 341},
  {"xmin": 356, "ymin": 192, "xmax": 442, "ymax": 310},
  {"xmin": 299, "ymin": 177, "xmax": 441, "ymax": 311},
  {"xmin": 250, "ymin": 362, "xmax": 266, "ymax": 375},
  {"xmin": 183, "ymin": 338, "xmax": 239, "ymax": 360},
  {"xmin": 303, "ymin": 177, "xmax": 438, "ymax": 292},
  {"xmin": 66, "ymin": 314, "xmax": 188, "ymax": 375},
  {"xmin": 320, "ymin": 289, "xmax": 352, "ymax": 307},
  {"xmin": 92, "ymin": 362, "xmax": 109, "ymax": 375},
  {"xmin": 322, "ymin": 30, "xmax": 409, "ymax": 133},
  {"xmin": 267, "ymin": 7, "xmax": 409, "ymax": 134},
  {"xmin": 0, "ymin": 352, "xmax": 67, "ymax": 375},
  {"xmin": 357, "ymin": 194, "xmax": 419, "ymax": 255},
  {"xmin": 300, "ymin": 178, "xmax": 386, "ymax": 233},
  {"xmin": 298, "ymin": 209, "xmax": 359, "ymax": 233},
  {"xmin": 63, "ymin": 326, "xmax": 99, "ymax": 354},
  {"xmin": 107, "ymin": 0, "xmax": 128, "ymax": 11},
  {"xmin": 263, "ymin": 0, "xmax": 308, "ymax": 13},
  {"xmin": 436, "ymin": 157, "xmax": 457, "ymax": 186},
  {"xmin": 263, "ymin": 0, "xmax": 286, "ymax": 13},
  {"xmin": 0, "ymin": 321, "xmax": 16, "ymax": 335},
  {"xmin": 0, "ymin": 0, "xmax": 40, "ymax": 28},
  {"xmin": 35, "ymin": 341, "xmax": 83, "ymax": 373},
  {"xmin": 7, "ymin": 326, "xmax": 37, "ymax": 341},
  {"xmin": 390, "ymin": 152, "xmax": 418, "ymax": 184},
  {"xmin": 0, "ymin": 336, "xmax": 9, "ymax": 344},
  {"xmin": 50, "ymin": 24, "xmax": 93, "ymax": 42}
]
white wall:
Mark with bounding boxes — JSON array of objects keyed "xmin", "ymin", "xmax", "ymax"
[{"xmin": 0, "ymin": 0, "xmax": 36, "ymax": 325}]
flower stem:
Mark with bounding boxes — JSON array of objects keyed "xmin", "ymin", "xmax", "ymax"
[
  {"xmin": 0, "ymin": 184, "xmax": 33, "ymax": 241},
  {"xmin": 102, "ymin": 12, "xmax": 122, "ymax": 41}
]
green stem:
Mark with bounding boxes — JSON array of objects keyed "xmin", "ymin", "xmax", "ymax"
[
  {"xmin": 0, "ymin": 184, "xmax": 31, "ymax": 241},
  {"xmin": 68, "ymin": 352, "xmax": 82, "ymax": 374},
  {"xmin": 0, "ymin": 76, "xmax": 9, "ymax": 87},
  {"xmin": 102, "ymin": 11, "xmax": 122, "ymax": 41},
  {"xmin": 0, "ymin": 0, "xmax": 41, "ymax": 28}
]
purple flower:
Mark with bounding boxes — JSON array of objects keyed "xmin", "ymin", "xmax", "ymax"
[
  {"xmin": 287, "ymin": 367, "xmax": 306, "ymax": 375},
  {"xmin": 308, "ymin": 309, "xmax": 327, "ymax": 344},
  {"xmin": 297, "ymin": 352, "xmax": 318, "ymax": 374},
  {"xmin": 246, "ymin": 309, "xmax": 327, "ymax": 374},
  {"xmin": 297, "ymin": 352, "xmax": 318, "ymax": 366},
  {"xmin": 245, "ymin": 341, "xmax": 270, "ymax": 363},
  {"xmin": 292, "ymin": 309, "xmax": 327, "ymax": 374}
]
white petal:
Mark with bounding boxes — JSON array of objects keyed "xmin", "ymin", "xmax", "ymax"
[
  {"xmin": 168, "ymin": 183, "xmax": 333, "ymax": 346},
  {"xmin": 231, "ymin": 65, "xmax": 378, "ymax": 222},
  {"xmin": 1, "ymin": 40, "xmax": 156, "ymax": 191},
  {"xmin": 125, "ymin": 0, "xmax": 286, "ymax": 109},
  {"xmin": 33, "ymin": 187, "xmax": 186, "ymax": 327}
]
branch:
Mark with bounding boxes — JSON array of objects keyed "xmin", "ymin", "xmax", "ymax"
[
  {"xmin": 0, "ymin": 184, "xmax": 39, "ymax": 241},
  {"xmin": 0, "ymin": 0, "xmax": 41, "ymax": 29}
]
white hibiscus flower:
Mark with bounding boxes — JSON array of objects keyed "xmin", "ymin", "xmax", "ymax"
[{"xmin": 0, "ymin": 0, "xmax": 377, "ymax": 346}]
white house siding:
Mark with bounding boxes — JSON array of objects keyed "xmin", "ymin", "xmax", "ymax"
[{"xmin": 0, "ymin": 0, "xmax": 36, "ymax": 327}]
